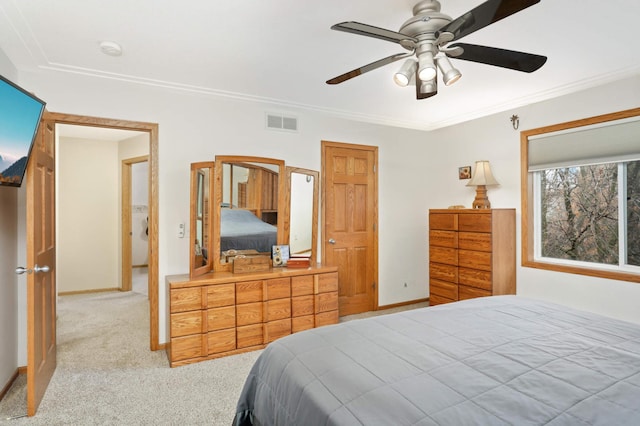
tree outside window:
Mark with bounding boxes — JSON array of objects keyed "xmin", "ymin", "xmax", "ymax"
[{"xmin": 538, "ymin": 160, "xmax": 640, "ymax": 268}]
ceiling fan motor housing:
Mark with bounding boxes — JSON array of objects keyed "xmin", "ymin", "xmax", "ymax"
[{"xmin": 400, "ymin": 0, "xmax": 452, "ymax": 82}]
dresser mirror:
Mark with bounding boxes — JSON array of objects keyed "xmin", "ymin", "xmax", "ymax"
[
  {"xmin": 285, "ymin": 167, "xmax": 319, "ymax": 264},
  {"xmin": 189, "ymin": 162, "xmax": 214, "ymax": 278},
  {"xmin": 212, "ymin": 156, "xmax": 286, "ymax": 272},
  {"xmin": 190, "ymin": 156, "xmax": 320, "ymax": 275}
]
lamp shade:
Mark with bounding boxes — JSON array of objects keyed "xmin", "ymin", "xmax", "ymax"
[{"xmin": 466, "ymin": 161, "xmax": 499, "ymax": 187}]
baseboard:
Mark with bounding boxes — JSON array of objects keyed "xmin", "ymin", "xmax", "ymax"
[
  {"xmin": 377, "ymin": 297, "xmax": 429, "ymax": 311},
  {"xmin": 58, "ymin": 287, "xmax": 120, "ymax": 296},
  {"xmin": 0, "ymin": 369, "xmax": 20, "ymax": 402}
]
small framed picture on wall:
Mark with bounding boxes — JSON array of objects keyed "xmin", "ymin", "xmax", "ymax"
[{"xmin": 458, "ymin": 165, "xmax": 471, "ymax": 180}]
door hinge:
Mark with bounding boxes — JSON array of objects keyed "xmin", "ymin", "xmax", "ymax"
[
  {"xmin": 373, "ymin": 222, "xmax": 376, "ymax": 231},
  {"xmin": 372, "ymin": 282, "xmax": 376, "ymax": 289},
  {"xmin": 373, "ymin": 165, "xmax": 376, "ymax": 173}
]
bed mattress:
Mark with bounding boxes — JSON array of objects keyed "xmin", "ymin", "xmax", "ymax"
[{"xmin": 234, "ymin": 295, "xmax": 640, "ymax": 425}]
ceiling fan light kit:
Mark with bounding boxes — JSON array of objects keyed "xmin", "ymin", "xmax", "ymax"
[
  {"xmin": 418, "ymin": 51, "xmax": 437, "ymax": 81},
  {"xmin": 327, "ymin": 0, "xmax": 546, "ymax": 100},
  {"xmin": 393, "ymin": 59, "xmax": 417, "ymax": 87},
  {"xmin": 436, "ymin": 56, "xmax": 461, "ymax": 86}
]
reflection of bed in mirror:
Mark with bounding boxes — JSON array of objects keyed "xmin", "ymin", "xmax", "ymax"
[{"xmin": 220, "ymin": 208, "xmax": 277, "ymax": 253}]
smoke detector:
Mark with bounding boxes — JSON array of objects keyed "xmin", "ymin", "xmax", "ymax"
[{"xmin": 100, "ymin": 41, "xmax": 122, "ymax": 57}]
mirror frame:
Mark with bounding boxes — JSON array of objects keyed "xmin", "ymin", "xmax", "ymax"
[
  {"xmin": 284, "ymin": 167, "xmax": 319, "ymax": 265},
  {"xmin": 213, "ymin": 155, "xmax": 286, "ymax": 272},
  {"xmin": 189, "ymin": 161, "xmax": 214, "ymax": 278}
]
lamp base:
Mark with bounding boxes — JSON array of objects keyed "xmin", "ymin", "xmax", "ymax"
[{"xmin": 472, "ymin": 185, "xmax": 491, "ymax": 209}]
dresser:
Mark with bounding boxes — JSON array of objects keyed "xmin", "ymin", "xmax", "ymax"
[
  {"xmin": 166, "ymin": 265, "xmax": 339, "ymax": 367},
  {"xmin": 429, "ymin": 209, "xmax": 516, "ymax": 305}
]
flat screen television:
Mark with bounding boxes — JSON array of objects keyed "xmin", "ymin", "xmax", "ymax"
[{"xmin": 0, "ymin": 74, "xmax": 46, "ymax": 187}]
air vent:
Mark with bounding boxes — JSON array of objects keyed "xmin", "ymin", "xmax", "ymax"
[{"xmin": 266, "ymin": 112, "xmax": 298, "ymax": 132}]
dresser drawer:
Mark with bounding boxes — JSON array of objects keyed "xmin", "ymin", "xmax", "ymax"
[
  {"xmin": 264, "ymin": 319, "xmax": 291, "ymax": 343},
  {"xmin": 236, "ymin": 302, "xmax": 263, "ymax": 326},
  {"xmin": 428, "ymin": 293, "xmax": 455, "ymax": 306},
  {"xmin": 237, "ymin": 324, "xmax": 263, "ymax": 348},
  {"xmin": 459, "ymin": 214, "xmax": 491, "ymax": 232},
  {"xmin": 315, "ymin": 272, "xmax": 338, "ymax": 293},
  {"xmin": 459, "ymin": 250, "xmax": 491, "ymax": 271},
  {"xmin": 264, "ymin": 298, "xmax": 291, "ymax": 322},
  {"xmin": 171, "ymin": 334, "xmax": 202, "ymax": 361},
  {"xmin": 205, "ymin": 283, "xmax": 235, "ymax": 308},
  {"xmin": 207, "ymin": 329, "xmax": 236, "ymax": 354},
  {"xmin": 291, "ymin": 275, "xmax": 314, "ymax": 296},
  {"xmin": 292, "ymin": 315, "xmax": 315, "ymax": 333},
  {"xmin": 170, "ymin": 311, "xmax": 202, "ymax": 337},
  {"xmin": 430, "ymin": 279, "xmax": 458, "ymax": 300},
  {"xmin": 429, "ymin": 230, "xmax": 458, "ymax": 248},
  {"xmin": 264, "ymin": 278, "xmax": 291, "ymax": 300},
  {"xmin": 315, "ymin": 291, "xmax": 338, "ymax": 314},
  {"xmin": 430, "ymin": 213, "xmax": 458, "ymax": 231},
  {"xmin": 458, "ymin": 285, "xmax": 491, "ymax": 300},
  {"xmin": 429, "ymin": 262, "xmax": 458, "ymax": 283},
  {"xmin": 170, "ymin": 287, "xmax": 201, "ymax": 313},
  {"xmin": 315, "ymin": 310, "xmax": 339, "ymax": 327},
  {"xmin": 430, "ymin": 246, "xmax": 458, "ymax": 265},
  {"xmin": 458, "ymin": 267, "xmax": 492, "ymax": 291},
  {"xmin": 458, "ymin": 232, "xmax": 491, "ymax": 252},
  {"xmin": 236, "ymin": 280, "xmax": 263, "ymax": 304},
  {"xmin": 292, "ymin": 295, "xmax": 314, "ymax": 317},
  {"xmin": 206, "ymin": 305, "xmax": 236, "ymax": 331}
]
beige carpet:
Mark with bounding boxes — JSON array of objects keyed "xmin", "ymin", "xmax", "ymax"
[
  {"xmin": 0, "ymin": 291, "xmax": 261, "ymax": 425},
  {"xmin": 0, "ymin": 290, "xmax": 427, "ymax": 425}
]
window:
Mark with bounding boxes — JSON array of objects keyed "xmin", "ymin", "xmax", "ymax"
[
  {"xmin": 534, "ymin": 161, "xmax": 640, "ymax": 268},
  {"xmin": 521, "ymin": 108, "xmax": 640, "ymax": 283}
]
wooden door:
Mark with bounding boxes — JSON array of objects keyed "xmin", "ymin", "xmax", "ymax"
[
  {"xmin": 322, "ymin": 141, "xmax": 377, "ymax": 316},
  {"xmin": 26, "ymin": 118, "xmax": 56, "ymax": 416}
]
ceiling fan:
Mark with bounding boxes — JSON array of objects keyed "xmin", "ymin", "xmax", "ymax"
[{"xmin": 326, "ymin": 0, "xmax": 547, "ymax": 99}]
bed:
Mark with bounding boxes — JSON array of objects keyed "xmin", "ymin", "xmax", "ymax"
[
  {"xmin": 220, "ymin": 208, "xmax": 277, "ymax": 253},
  {"xmin": 234, "ymin": 295, "xmax": 640, "ymax": 425}
]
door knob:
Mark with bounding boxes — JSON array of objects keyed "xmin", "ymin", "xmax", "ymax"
[
  {"xmin": 15, "ymin": 267, "xmax": 31, "ymax": 275},
  {"xmin": 328, "ymin": 238, "xmax": 336, "ymax": 244},
  {"xmin": 34, "ymin": 265, "xmax": 50, "ymax": 273}
]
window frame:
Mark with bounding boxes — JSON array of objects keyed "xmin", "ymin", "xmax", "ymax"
[{"xmin": 520, "ymin": 107, "xmax": 640, "ymax": 284}]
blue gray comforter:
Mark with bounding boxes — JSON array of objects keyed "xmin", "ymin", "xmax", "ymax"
[
  {"xmin": 220, "ymin": 208, "xmax": 277, "ymax": 252},
  {"xmin": 234, "ymin": 295, "xmax": 640, "ymax": 425}
]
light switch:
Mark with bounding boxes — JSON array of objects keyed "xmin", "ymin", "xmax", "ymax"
[{"xmin": 178, "ymin": 222, "xmax": 185, "ymax": 238}]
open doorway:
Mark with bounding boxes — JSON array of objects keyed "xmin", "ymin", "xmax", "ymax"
[
  {"xmin": 56, "ymin": 124, "xmax": 149, "ymax": 296},
  {"xmin": 46, "ymin": 112, "xmax": 160, "ymax": 351},
  {"xmin": 122, "ymin": 156, "xmax": 150, "ymax": 296}
]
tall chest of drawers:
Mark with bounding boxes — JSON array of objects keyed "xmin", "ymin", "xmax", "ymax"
[
  {"xmin": 166, "ymin": 265, "xmax": 339, "ymax": 367},
  {"xmin": 429, "ymin": 209, "xmax": 516, "ymax": 305}
]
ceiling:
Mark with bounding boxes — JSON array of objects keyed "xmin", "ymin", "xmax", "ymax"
[{"xmin": 1, "ymin": 0, "xmax": 639, "ymax": 131}]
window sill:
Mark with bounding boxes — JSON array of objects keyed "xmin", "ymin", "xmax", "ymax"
[{"xmin": 522, "ymin": 259, "xmax": 640, "ymax": 284}]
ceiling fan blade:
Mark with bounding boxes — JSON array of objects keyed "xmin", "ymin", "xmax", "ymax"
[
  {"xmin": 447, "ymin": 43, "xmax": 547, "ymax": 72},
  {"xmin": 326, "ymin": 52, "xmax": 413, "ymax": 85},
  {"xmin": 331, "ymin": 22, "xmax": 417, "ymax": 48},
  {"xmin": 437, "ymin": 0, "xmax": 540, "ymax": 42}
]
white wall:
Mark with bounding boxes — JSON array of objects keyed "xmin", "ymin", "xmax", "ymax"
[
  {"xmin": 13, "ymin": 68, "xmax": 640, "ymax": 354},
  {"xmin": 415, "ymin": 74, "xmax": 640, "ymax": 324},
  {"xmin": 57, "ymin": 137, "xmax": 119, "ymax": 292},
  {"xmin": 0, "ymin": 49, "xmax": 20, "ymax": 388}
]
